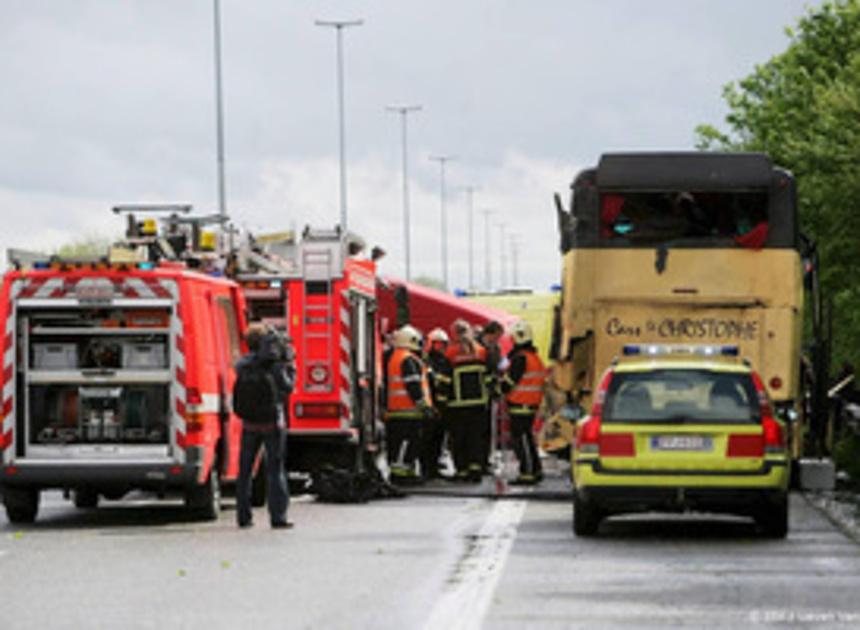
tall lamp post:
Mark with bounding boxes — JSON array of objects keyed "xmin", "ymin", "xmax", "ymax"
[
  {"xmin": 315, "ymin": 18, "xmax": 364, "ymax": 231},
  {"xmin": 481, "ymin": 208, "xmax": 494, "ymax": 291},
  {"xmin": 510, "ymin": 235, "xmax": 521, "ymax": 286},
  {"xmin": 213, "ymin": 0, "xmax": 227, "ymax": 223},
  {"xmin": 461, "ymin": 185, "xmax": 479, "ymax": 291},
  {"xmin": 429, "ymin": 155, "xmax": 456, "ymax": 291},
  {"xmin": 386, "ymin": 105, "xmax": 422, "ymax": 281},
  {"xmin": 497, "ymin": 221, "xmax": 507, "ymax": 289}
]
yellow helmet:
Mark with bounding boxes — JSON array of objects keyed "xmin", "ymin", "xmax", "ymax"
[
  {"xmin": 510, "ymin": 320, "xmax": 533, "ymax": 345},
  {"xmin": 393, "ymin": 325, "xmax": 422, "ymax": 352}
]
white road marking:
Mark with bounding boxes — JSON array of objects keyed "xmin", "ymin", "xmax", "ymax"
[{"xmin": 423, "ymin": 500, "xmax": 527, "ymax": 630}]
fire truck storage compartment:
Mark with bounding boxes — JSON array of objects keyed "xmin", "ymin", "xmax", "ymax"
[
  {"xmin": 20, "ymin": 306, "xmax": 172, "ymax": 447},
  {"xmin": 28, "ymin": 384, "xmax": 169, "ymax": 445}
]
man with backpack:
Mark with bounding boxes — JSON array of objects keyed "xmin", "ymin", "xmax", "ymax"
[{"xmin": 233, "ymin": 323, "xmax": 295, "ymax": 529}]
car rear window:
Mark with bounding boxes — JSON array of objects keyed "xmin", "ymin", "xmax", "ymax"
[{"xmin": 603, "ymin": 369, "xmax": 759, "ymax": 424}]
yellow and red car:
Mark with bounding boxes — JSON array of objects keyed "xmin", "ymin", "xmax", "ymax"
[{"xmin": 572, "ymin": 345, "xmax": 790, "ymax": 537}]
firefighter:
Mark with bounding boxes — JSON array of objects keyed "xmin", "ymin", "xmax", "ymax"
[
  {"xmin": 445, "ymin": 319, "xmax": 490, "ymax": 482},
  {"xmin": 423, "ymin": 328, "xmax": 453, "ymax": 480},
  {"xmin": 477, "ymin": 320, "xmax": 505, "ymax": 472},
  {"xmin": 385, "ymin": 325, "xmax": 434, "ymax": 485},
  {"xmin": 500, "ymin": 320, "xmax": 546, "ymax": 485}
]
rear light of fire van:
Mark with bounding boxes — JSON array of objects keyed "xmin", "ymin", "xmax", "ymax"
[
  {"xmin": 185, "ymin": 388, "xmax": 205, "ymax": 433},
  {"xmin": 294, "ymin": 402, "xmax": 343, "ymax": 419},
  {"xmin": 576, "ymin": 370, "xmax": 635, "ymax": 457}
]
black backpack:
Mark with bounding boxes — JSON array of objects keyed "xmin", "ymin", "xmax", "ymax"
[{"xmin": 233, "ymin": 359, "xmax": 278, "ymax": 424}]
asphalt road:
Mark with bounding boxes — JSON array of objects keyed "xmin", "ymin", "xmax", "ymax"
[{"xmin": 2, "ymin": 484, "xmax": 859, "ymax": 629}]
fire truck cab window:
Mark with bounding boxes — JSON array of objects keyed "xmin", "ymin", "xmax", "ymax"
[{"xmin": 599, "ymin": 191, "xmax": 769, "ymax": 246}]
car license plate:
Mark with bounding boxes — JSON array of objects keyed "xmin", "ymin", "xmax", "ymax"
[{"xmin": 650, "ymin": 435, "xmax": 712, "ymax": 452}]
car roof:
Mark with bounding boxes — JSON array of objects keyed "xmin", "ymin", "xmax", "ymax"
[{"xmin": 613, "ymin": 357, "xmax": 751, "ymax": 375}]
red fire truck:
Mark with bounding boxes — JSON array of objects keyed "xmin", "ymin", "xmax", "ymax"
[
  {"xmin": 0, "ymin": 209, "xmax": 248, "ymax": 523},
  {"xmin": 235, "ymin": 227, "xmax": 383, "ymax": 500}
]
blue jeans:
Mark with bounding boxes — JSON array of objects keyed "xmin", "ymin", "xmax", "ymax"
[{"xmin": 237, "ymin": 428, "xmax": 289, "ymax": 526}]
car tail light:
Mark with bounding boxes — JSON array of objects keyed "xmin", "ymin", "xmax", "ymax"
[
  {"xmin": 762, "ymin": 416, "xmax": 786, "ymax": 454},
  {"xmin": 599, "ymin": 433, "xmax": 635, "ymax": 457},
  {"xmin": 576, "ymin": 370, "xmax": 613, "ymax": 455},
  {"xmin": 295, "ymin": 402, "xmax": 342, "ymax": 419},
  {"xmin": 577, "ymin": 417, "xmax": 601, "ymax": 454},
  {"xmin": 727, "ymin": 434, "xmax": 763, "ymax": 457},
  {"xmin": 751, "ymin": 372, "xmax": 774, "ymax": 416},
  {"xmin": 728, "ymin": 372, "xmax": 786, "ymax": 457}
]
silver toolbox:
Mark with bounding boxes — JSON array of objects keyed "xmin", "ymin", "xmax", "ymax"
[
  {"xmin": 32, "ymin": 343, "xmax": 78, "ymax": 369},
  {"xmin": 121, "ymin": 342, "xmax": 166, "ymax": 369}
]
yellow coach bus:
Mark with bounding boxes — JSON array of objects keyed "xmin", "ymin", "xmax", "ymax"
[{"xmin": 547, "ymin": 152, "xmax": 828, "ymax": 465}]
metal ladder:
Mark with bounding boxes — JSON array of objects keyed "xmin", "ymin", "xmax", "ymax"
[{"xmin": 301, "ymin": 247, "xmax": 335, "ymax": 392}]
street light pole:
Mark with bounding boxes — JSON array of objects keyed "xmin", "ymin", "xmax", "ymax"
[
  {"xmin": 510, "ymin": 235, "xmax": 521, "ymax": 286},
  {"xmin": 497, "ymin": 222, "xmax": 507, "ymax": 289},
  {"xmin": 461, "ymin": 185, "xmax": 479, "ymax": 291},
  {"xmin": 386, "ymin": 105, "xmax": 422, "ymax": 281},
  {"xmin": 481, "ymin": 209, "xmax": 494, "ymax": 291},
  {"xmin": 315, "ymin": 18, "xmax": 363, "ymax": 231},
  {"xmin": 429, "ymin": 155, "xmax": 455, "ymax": 291},
  {"xmin": 213, "ymin": 0, "xmax": 227, "ymax": 223}
]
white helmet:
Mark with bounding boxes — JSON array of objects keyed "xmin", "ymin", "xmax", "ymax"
[
  {"xmin": 427, "ymin": 327, "xmax": 449, "ymax": 344},
  {"xmin": 393, "ymin": 325, "xmax": 422, "ymax": 352},
  {"xmin": 510, "ymin": 320, "xmax": 534, "ymax": 345}
]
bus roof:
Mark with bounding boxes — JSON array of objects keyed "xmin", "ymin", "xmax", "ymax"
[{"xmin": 593, "ymin": 152, "xmax": 778, "ymax": 191}]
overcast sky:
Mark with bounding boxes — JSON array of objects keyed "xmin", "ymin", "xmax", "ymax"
[{"xmin": 0, "ymin": 0, "xmax": 821, "ymax": 290}]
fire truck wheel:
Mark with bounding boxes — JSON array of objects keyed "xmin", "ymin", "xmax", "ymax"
[
  {"xmin": 3, "ymin": 486, "xmax": 40, "ymax": 524},
  {"xmin": 73, "ymin": 488, "xmax": 99, "ymax": 509},
  {"xmin": 185, "ymin": 469, "xmax": 222, "ymax": 521},
  {"xmin": 251, "ymin": 460, "xmax": 267, "ymax": 507}
]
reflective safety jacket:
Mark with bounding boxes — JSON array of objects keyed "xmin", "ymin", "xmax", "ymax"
[
  {"xmin": 386, "ymin": 348, "xmax": 432, "ymax": 420},
  {"xmin": 445, "ymin": 342, "xmax": 489, "ymax": 409},
  {"xmin": 425, "ymin": 350, "xmax": 453, "ymax": 408},
  {"xmin": 502, "ymin": 345, "xmax": 546, "ymax": 416}
]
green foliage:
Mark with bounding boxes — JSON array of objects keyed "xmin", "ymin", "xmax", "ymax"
[
  {"xmin": 834, "ymin": 433, "xmax": 860, "ymax": 480},
  {"xmin": 697, "ymin": 0, "xmax": 860, "ymax": 368},
  {"xmin": 54, "ymin": 234, "xmax": 113, "ymax": 258}
]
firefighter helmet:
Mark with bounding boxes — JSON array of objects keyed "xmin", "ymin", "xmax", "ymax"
[
  {"xmin": 393, "ymin": 325, "xmax": 422, "ymax": 352},
  {"xmin": 427, "ymin": 328, "xmax": 449, "ymax": 344},
  {"xmin": 510, "ymin": 320, "xmax": 534, "ymax": 345}
]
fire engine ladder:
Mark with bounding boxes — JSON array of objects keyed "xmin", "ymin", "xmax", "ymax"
[{"xmin": 302, "ymin": 247, "xmax": 335, "ymax": 393}]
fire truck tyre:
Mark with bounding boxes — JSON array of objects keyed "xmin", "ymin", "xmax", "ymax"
[
  {"xmin": 3, "ymin": 487, "xmax": 39, "ymax": 524},
  {"xmin": 185, "ymin": 470, "xmax": 221, "ymax": 521},
  {"xmin": 756, "ymin": 495, "xmax": 789, "ymax": 539},
  {"xmin": 572, "ymin": 492, "xmax": 601, "ymax": 537},
  {"xmin": 73, "ymin": 488, "xmax": 99, "ymax": 509},
  {"xmin": 251, "ymin": 459, "xmax": 267, "ymax": 508}
]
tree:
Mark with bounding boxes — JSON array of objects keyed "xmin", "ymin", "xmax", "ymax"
[
  {"xmin": 696, "ymin": 0, "xmax": 860, "ymax": 368},
  {"xmin": 54, "ymin": 234, "xmax": 114, "ymax": 258}
]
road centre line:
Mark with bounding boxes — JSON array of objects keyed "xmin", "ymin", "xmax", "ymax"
[{"xmin": 423, "ymin": 500, "xmax": 527, "ymax": 630}]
